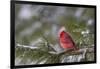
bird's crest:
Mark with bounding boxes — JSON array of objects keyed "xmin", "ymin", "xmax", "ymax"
[{"xmin": 58, "ymin": 26, "xmax": 66, "ymax": 37}]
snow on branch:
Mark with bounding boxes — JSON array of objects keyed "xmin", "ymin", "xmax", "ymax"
[{"xmin": 16, "ymin": 43, "xmax": 39, "ymax": 49}]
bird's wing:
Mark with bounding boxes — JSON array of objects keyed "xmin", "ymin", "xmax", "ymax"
[{"xmin": 62, "ymin": 32, "xmax": 75, "ymax": 46}]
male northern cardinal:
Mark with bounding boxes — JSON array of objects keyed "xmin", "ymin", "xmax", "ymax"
[{"xmin": 58, "ymin": 27, "xmax": 77, "ymax": 50}]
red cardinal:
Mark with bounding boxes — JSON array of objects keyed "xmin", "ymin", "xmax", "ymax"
[{"xmin": 58, "ymin": 27, "xmax": 77, "ymax": 50}]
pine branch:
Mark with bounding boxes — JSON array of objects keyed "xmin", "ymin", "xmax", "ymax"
[
  {"xmin": 16, "ymin": 43, "xmax": 94, "ymax": 55},
  {"xmin": 15, "ymin": 43, "xmax": 95, "ymax": 63},
  {"xmin": 57, "ymin": 47, "xmax": 94, "ymax": 57}
]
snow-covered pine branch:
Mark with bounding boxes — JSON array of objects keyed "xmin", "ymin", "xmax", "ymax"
[
  {"xmin": 16, "ymin": 43, "xmax": 94, "ymax": 55},
  {"xmin": 15, "ymin": 43, "xmax": 94, "ymax": 63}
]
